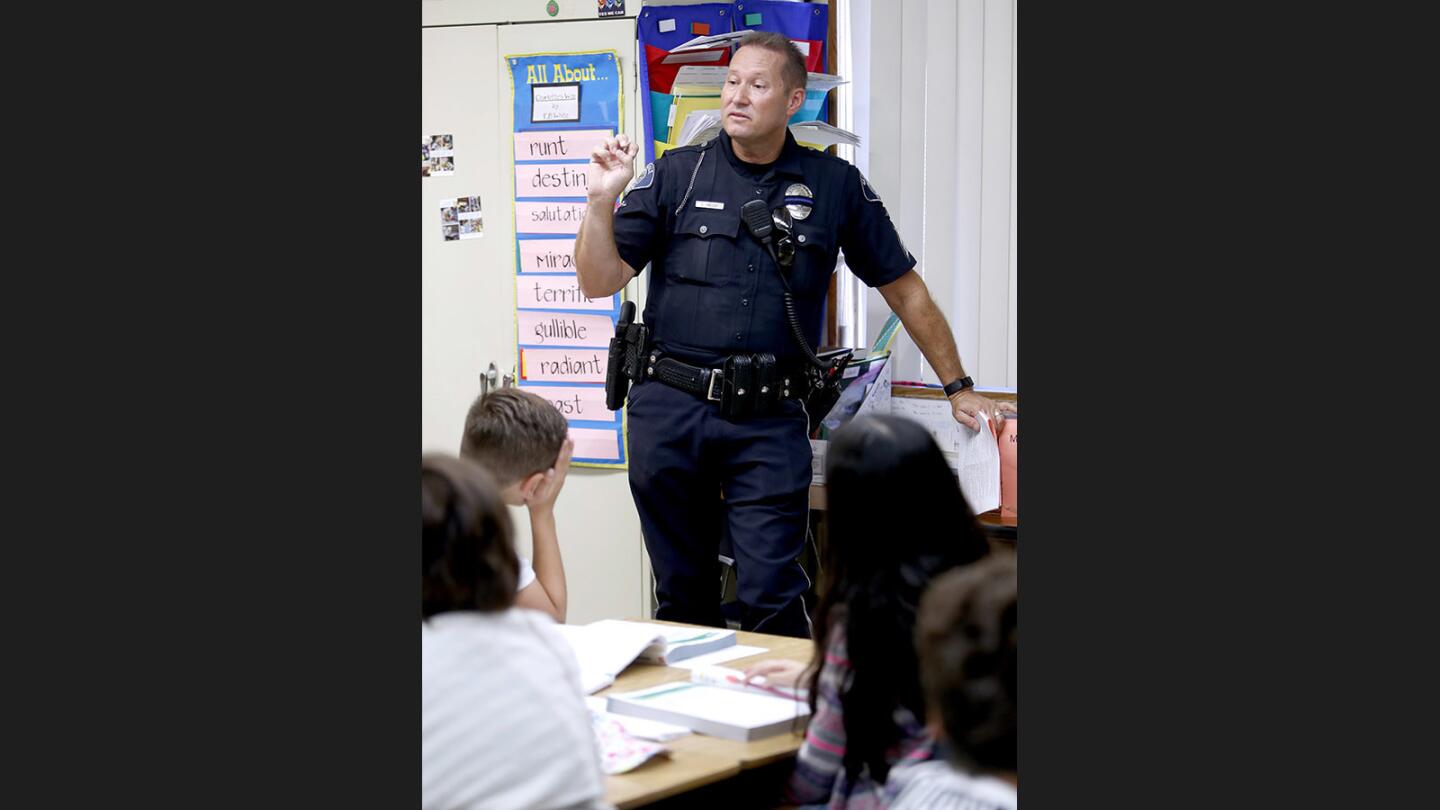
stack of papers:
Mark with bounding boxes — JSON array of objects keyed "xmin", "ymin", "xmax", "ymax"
[
  {"xmin": 677, "ymin": 110, "xmax": 723, "ymax": 146},
  {"xmin": 789, "ymin": 120, "xmax": 861, "ymax": 149},
  {"xmin": 803, "ymin": 72, "xmax": 848, "ymax": 94}
]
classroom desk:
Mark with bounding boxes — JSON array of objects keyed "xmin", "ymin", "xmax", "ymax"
[{"xmin": 598, "ymin": 621, "xmax": 814, "ymax": 809}]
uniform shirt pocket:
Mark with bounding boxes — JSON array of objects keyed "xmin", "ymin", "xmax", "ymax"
[
  {"xmin": 789, "ymin": 222, "xmax": 837, "ymax": 297},
  {"xmin": 670, "ymin": 209, "xmax": 742, "ymax": 288}
]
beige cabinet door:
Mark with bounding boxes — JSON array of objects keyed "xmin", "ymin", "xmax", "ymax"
[{"xmin": 423, "ymin": 17, "xmax": 648, "ymax": 623}]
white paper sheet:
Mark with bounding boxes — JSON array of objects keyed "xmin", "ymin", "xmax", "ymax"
[{"xmin": 890, "ymin": 395, "xmax": 1001, "ymax": 513}]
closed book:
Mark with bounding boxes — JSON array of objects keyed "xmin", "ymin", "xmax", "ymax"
[{"xmin": 606, "ymin": 674, "xmax": 810, "ymax": 742}]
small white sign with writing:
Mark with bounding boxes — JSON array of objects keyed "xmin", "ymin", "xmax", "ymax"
[{"xmin": 533, "ymin": 84, "xmax": 581, "ymax": 122}]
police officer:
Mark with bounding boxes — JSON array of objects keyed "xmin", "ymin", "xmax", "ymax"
[{"xmin": 575, "ymin": 31, "xmax": 1013, "ymax": 638}]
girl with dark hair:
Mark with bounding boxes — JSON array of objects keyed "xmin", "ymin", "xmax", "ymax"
[
  {"xmin": 420, "ymin": 454, "xmax": 610, "ymax": 810},
  {"xmin": 743, "ymin": 415, "xmax": 991, "ymax": 809}
]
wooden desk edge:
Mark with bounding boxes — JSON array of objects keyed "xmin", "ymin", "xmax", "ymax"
[
  {"xmin": 609, "ymin": 758, "xmax": 743, "ymax": 809},
  {"xmin": 600, "ymin": 621, "xmax": 813, "ymax": 807}
]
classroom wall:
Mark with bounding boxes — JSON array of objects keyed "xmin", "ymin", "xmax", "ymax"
[
  {"xmin": 856, "ymin": 0, "xmax": 1017, "ymax": 390},
  {"xmin": 422, "ymin": 7, "xmax": 648, "ymax": 625}
]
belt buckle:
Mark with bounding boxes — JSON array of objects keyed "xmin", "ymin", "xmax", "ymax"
[{"xmin": 706, "ymin": 369, "xmax": 724, "ymax": 402}]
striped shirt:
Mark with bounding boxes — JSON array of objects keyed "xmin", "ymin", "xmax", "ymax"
[
  {"xmin": 888, "ymin": 761, "xmax": 1017, "ymax": 810},
  {"xmin": 785, "ymin": 623, "xmax": 936, "ymax": 809},
  {"xmin": 422, "ymin": 609, "xmax": 611, "ymax": 810}
]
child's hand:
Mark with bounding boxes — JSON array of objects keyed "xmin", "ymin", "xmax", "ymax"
[
  {"xmin": 528, "ymin": 438, "xmax": 574, "ymax": 514},
  {"xmin": 742, "ymin": 659, "xmax": 809, "ymax": 689}
]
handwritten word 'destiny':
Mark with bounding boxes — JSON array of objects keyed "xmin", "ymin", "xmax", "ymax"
[{"xmin": 527, "ymin": 165, "xmax": 587, "ymax": 192}]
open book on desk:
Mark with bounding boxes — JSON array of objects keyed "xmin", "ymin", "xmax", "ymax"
[
  {"xmin": 554, "ymin": 620, "xmax": 736, "ymax": 694},
  {"xmin": 606, "ymin": 666, "xmax": 811, "ymax": 742}
]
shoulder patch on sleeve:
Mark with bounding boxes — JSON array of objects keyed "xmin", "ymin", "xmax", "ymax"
[
  {"xmin": 617, "ymin": 161, "xmax": 656, "ymax": 208},
  {"xmin": 859, "ymin": 171, "xmax": 883, "ymax": 204},
  {"xmin": 628, "ymin": 161, "xmax": 656, "ymax": 193}
]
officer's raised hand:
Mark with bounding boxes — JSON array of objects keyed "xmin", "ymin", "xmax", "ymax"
[{"xmin": 587, "ymin": 134, "xmax": 639, "ymax": 202}]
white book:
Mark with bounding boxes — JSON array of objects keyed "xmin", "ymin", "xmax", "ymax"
[
  {"xmin": 584, "ymin": 696, "xmax": 692, "ymax": 742},
  {"xmin": 606, "ymin": 667, "xmax": 811, "ymax": 742},
  {"xmin": 554, "ymin": 620, "xmax": 737, "ymax": 694}
]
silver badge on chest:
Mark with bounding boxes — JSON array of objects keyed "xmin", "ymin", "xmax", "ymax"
[{"xmin": 784, "ymin": 183, "xmax": 814, "ymax": 221}]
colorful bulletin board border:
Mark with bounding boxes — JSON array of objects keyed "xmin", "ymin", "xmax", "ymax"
[{"xmin": 508, "ymin": 50, "xmax": 628, "ymax": 470}]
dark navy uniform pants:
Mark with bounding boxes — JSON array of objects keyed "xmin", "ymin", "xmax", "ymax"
[{"xmin": 626, "ymin": 377, "xmax": 814, "ymax": 638}]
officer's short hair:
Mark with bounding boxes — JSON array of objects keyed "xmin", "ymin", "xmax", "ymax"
[
  {"xmin": 422, "ymin": 454, "xmax": 517, "ymax": 619},
  {"xmin": 915, "ymin": 551, "xmax": 1018, "ymax": 774},
  {"xmin": 460, "ymin": 388, "xmax": 568, "ymax": 488},
  {"xmin": 734, "ymin": 30, "xmax": 808, "ymax": 94}
]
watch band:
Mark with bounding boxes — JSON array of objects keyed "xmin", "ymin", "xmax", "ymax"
[{"xmin": 943, "ymin": 376, "xmax": 974, "ymax": 397}]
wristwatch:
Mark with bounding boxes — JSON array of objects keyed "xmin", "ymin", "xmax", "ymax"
[{"xmin": 943, "ymin": 376, "xmax": 974, "ymax": 397}]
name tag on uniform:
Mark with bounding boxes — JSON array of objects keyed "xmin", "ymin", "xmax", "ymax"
[{"xmin": 694, "ymin": 200, "xmax": 725, "ymax": 210}]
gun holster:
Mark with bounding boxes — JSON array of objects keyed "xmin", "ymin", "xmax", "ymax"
[
  {"xmin": 604, "ymin": 302, "xmax": 650, "ymax": 410},
  {"xmin": 801, "ymin": 349, "xmax": 853, "ymax": 433}
]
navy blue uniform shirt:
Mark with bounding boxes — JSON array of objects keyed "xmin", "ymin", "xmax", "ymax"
[{"xmin": 613, "ymin": 130, "xmax": 914, "ymax": 367}]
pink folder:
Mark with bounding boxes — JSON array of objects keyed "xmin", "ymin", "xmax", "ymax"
[{"xmin": 998, "ymin": 415, "xmax": 1017, "ymax": 517}]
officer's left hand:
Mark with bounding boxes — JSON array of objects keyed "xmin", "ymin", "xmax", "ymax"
[
  {"xmin": 949, "ymin": 390, "xmax": 1016, "ymax": 433},
  {"xmin": 587, "ymin": 134, "xmax": 639, "ymax": 203}
]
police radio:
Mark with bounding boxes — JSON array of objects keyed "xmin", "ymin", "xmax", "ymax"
[{"xmin": 739, "ymin": 199, "xmax": 852, "ymax": 431}]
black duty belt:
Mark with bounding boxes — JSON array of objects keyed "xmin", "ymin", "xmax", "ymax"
[{"xmin": 645, "ymin": 350, "xmax": 805, "ymax": 417}]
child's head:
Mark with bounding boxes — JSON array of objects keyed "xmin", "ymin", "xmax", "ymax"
[
  {"xmin": 421, "ymin": 454, "xmax": 518, "ymax": 620},
  {"xmin": 822, "ymin": 414, "xmax": 990, "ymax": 593},
  {"xmin": 916, "ymin": 550, "xmax": 1017, "ymax": 776},
  {"xmin": 459, "ymin": 388, "xmax": 568, "ymax": 505},
  {"xmin": 807, "ymin": 414, "xmax": 992, "ymax": 783}
]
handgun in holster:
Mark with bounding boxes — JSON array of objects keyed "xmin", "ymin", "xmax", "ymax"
[{"xmin": 605, "ymin": 301, "xmax": 650, "ymax": 410}]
